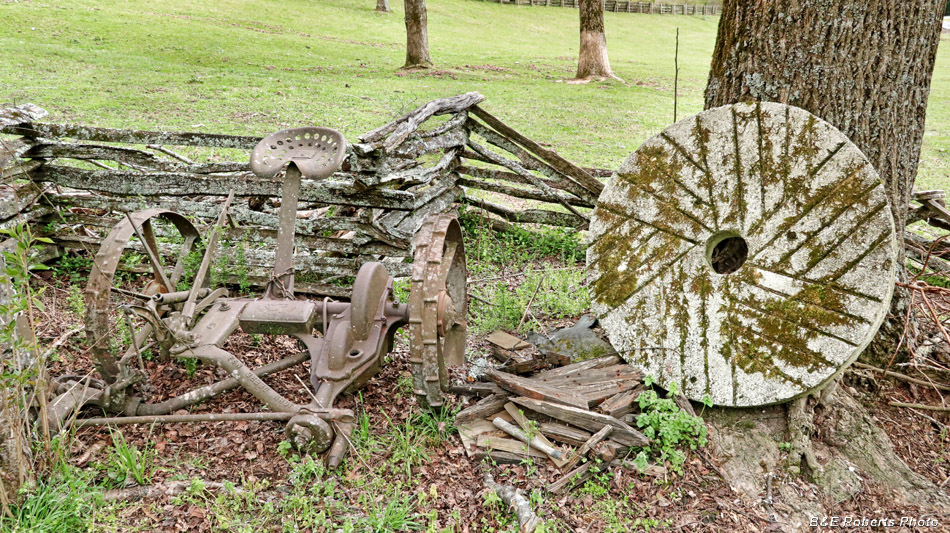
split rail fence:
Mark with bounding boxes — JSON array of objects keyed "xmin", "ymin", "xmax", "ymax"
[
  {"xmin": 0, "ymin": 93, "xmax": 607, "ymax": 297},
  {"xmin": 472, "ymin": 0, "xmax": 721, "ymax": 15}
]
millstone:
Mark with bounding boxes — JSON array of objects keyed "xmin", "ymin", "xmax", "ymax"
[{"xmin": 587, "ymin": 102, "xmax": 897, "ymax": 407}]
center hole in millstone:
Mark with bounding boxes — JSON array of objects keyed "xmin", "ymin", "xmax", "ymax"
[{"xmin": 706, "ymin": 232, "xmax": 749, "ymax": 275}]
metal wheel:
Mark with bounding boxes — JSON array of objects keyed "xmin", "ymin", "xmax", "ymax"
[
  {"xmin": 84, "ymin": 209, "xmax": 201, "ymax": 383},
  {"xmin": 408, "ymin": 214, "xmax": 468, "ymax": 409}
]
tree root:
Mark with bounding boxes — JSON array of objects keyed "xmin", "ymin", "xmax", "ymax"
[
  {"xmin": 481, "ymin": 468, "xmax": 539, "ymax": 533},
  {"xmin": 565, "ymin": 73, "xmax": 625, "ymax": 85},
  {"xmin": 786, "ymin": 395, "xmax": 821, "ymax": 479}
]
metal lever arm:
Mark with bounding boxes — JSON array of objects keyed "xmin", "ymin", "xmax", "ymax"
[{"xmin": 182, "ymin": 191, "xmax": 234, "ymax": 325}]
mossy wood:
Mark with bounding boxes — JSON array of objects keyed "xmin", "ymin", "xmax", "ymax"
[
  {"xmin": 587, "ymin": 102, "xmax": 897, "ymax": 407},
  {"xmin": 0, "ymin": 94, "xmax": 600, "ymax": 294}
]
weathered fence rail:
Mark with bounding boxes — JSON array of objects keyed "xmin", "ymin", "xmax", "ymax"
[
  {"xmin": 471, "ymin": 0, "xmax": 721, "ymax": 15},
  {"xmin": 0, "ymin": 93, "xmax": 605, "ymax": 296}
]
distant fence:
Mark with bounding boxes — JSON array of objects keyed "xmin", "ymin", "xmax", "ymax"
[{"xmin": 473, "ymin": 0, "xmax": 721, "ymax": 15}]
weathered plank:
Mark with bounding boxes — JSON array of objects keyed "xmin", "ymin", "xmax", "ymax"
[
  {"xmin": 511, "ymin": 396, "xmax": 648, "ymax": 447},
  {"xmin": 539, "ymin": 422, "xmax": 592, "ymax": 447},
  {"xmin": 490, "ymin": 345, "xmax": 547, "ymax": 375},
  {"xmin": 563, "ymin": 425, "xmax": 612, "ymax": 471},
  {"xmin": 486, "ymin": 330, "xmax": 531, "ymax": 350},
  {"xmin": 485, "ymin": 369, "xmax": 589, "ymax": 410},
  {"xmin": 492, "ymin": 417, "xmax": 566, "ymax": 461},
  {"xmin": 449, "ymin": 382, "xmax": 504, "ymax": 397},
  {"xmin": 469, "ymin": 105, "xmax": 603, "ymax": 197},
  {"xmin": 467, "ymin": 119, "xmax": 597, "ymax": 205},
  {"xmin": 391, "ymin": 128, "xmax": 467, "ymax": 159},
  {"xmin": 2, "ymin": 122, "xmax": 261, "ymax": 149},
  {"xmin": 359, "ymin": 92, "xmax": 484, "ymax": 150},
  {"xmin": 47, "ymin": 192, "xmax": 410, "ymax": 248},
  {"xmin": 0, "ymin": 182, "xmax": 44, "ymax": 221},
  {"xmin": 0, "ymin": 103, "xmax": 47, "ymax": 127},
  {"xmin": 466, "ymin": 139, "xmax": 589, "ymax": 222},
  {"xmin": 25, "ymin": 143, "xmax": 182, "ymax": 171},
  {"xmin": 533, "ymin": 355, "xmax": 622, "ymax": 381},
  {"xmin": 548, "ymin": 462, "xmax": 593, "ymax": 494},
  {"xmin": 32, "ymin": 166, "xmax": 422, "ymax": 210},
  {"xmin": 457, "ymin": 177, "xmax": 593, "ymax": 209},
  {"xmin": 360, "ymin": 147, "xmax": 459, "ymax": 187},
  {"xmin": 457, "ymin": 164, "xmax": 590, "ymax": 201},
  {"xmin": 597, "ymin": 386, "xmax": 644, "ymax": 418},
  {"xmin": 462, "ymin": 195, "xmax": 587, "ymax": 229},
  {"xmin": 475, "ymin": 434, "xmax": 548, "ymax": 459},
  {"xmin": 51, "ymin": 213, "xmax": 404, "ymax": 256},
  {"xmin": 455, "ymin": 393, "xmax": 512, "ymax": 424}
]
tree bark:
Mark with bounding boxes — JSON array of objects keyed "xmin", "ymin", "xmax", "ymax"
[
  {"xmin": 376, "ymin": 0, "xmax": 390, "ymax": 13},
  {"xmin": 402, "ymin": 0, "xmax": 432, "ymax": 69},
  {"xmin": 705, "ymin": 0, "xmax": 944, "ymax": 365},
  {"xmin": 573, "ymin": 0, "xmax": 619, "ymax": 82}
]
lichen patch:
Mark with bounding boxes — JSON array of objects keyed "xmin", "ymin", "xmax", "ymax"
[{"xmin": 587, "ymin": 102, "xmax": 896, "ymax": 407}]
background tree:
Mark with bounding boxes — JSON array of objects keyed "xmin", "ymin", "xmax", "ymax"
[
  {"xmin": 705, "ymin": 0, "xmax": 945, "ymax": 365},
  {"xmin": 376, "ymin": 0, "xmax": 390, "ymax": 13},
  {"xmin": 572, "ymin": 0, "xmax": 620, "ymax": 82},
  {"xmin": 403, "ymin": 0, "xmax": 432, "ymax": 69}
]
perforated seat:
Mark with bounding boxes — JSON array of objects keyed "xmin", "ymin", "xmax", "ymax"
[{"xmin": 250, "ymin": 127, "xmax": 346, "ymax": 180}]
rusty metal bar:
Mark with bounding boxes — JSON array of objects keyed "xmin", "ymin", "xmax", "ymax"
[{"xmin": 74, "ymin": 412, "xmax": 294, "ymax": 427}]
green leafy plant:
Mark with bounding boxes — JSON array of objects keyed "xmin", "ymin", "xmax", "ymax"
[
  {"xmin": 66, "ymin": 284, "xmax": 85, "ymax": 318},
  {"xmin": 98, "ymin": 429, "xmax": 157, "ymax": 487},
  {"xmin": 634, "ymin": 389, "xmax": 708, "ymax": 474},
  {"xmin": 51, "ymin": 253, "xmax": 92, "ymax": 283},
  {"xmin": 0, "ymin": 224, "xmax": 57, "ymax": 466}
]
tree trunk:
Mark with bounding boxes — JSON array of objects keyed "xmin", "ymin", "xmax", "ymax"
[
  {"xmin": 573, "ymin": 0, "xmax": 619, "ymax": 82},
  {"xmin": 376, "ymin": 0, "xmax": 390, "ymax": 13},
  {"xmin": 403, "ymin": 0, "xmax": 432, "ymax": 69},
  {"xmin": 705, "ymin": 0, "xmax": 944, "ymax": 365}
]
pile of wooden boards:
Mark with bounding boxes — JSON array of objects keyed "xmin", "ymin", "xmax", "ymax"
[{"xmin": 456, "ymin": 353, "xmax": 667, "ymax": 494}]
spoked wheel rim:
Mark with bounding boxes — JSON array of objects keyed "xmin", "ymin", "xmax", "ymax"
[
  {"xmin": 408, "ymin": 214, "xmax": 468, "ymax": 409},
  {"xmin": 84, "ymin": 209, "xmax": 201, "ymax": 383}
]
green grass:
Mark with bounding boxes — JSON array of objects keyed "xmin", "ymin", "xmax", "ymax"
[
  {"xmin": 3, "ymin": 0, "xmax": 949, "ymax": 188},
  {"xmin": 0, "ymin": 0, "xmax": 711, "ymax": 170}
]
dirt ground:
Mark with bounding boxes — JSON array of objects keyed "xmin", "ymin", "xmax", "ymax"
[{"xmin": 34, "ymin": 268, "xmax": 950, "ymax": 532}]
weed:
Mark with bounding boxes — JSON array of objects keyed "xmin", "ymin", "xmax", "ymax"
[
  {"xmin": 396, "ymin": 372, "xmax": 414, "ymax": 396},
  {"xmin": 634, "ymin": 389, "xmax": 708, "ymax": 474},
  {"xmin": 98, "ymin": 429, "xmax": 157, "ymax": 487},
  {"xmin": 0, "ymin": 224, "xmax": 57, "ymax": 472},
  {"xmin": 0, "ymin": 468, "xmax": 96, "ymax": 532},
  {"xmin": 459, "ymin": 211, "xmax": 585, "ymax": 268},
  {"xmin": 178, "ymin": 356, "xmax": 199, "ymax": 377},
  {"xmin": 176, "ymin": 244, "xmax": 206, "ymax": 291},
  {"xmin": 276, "ymin": 440, "xmax": 294, "ymax": 460},
  {"xmin": 66, "ymin": 284, "xmax": 85, "ymax": 318},
  {"xmin": 470, "ymin": 266, "xmax": 589, "ymax": 334},
  {"xmin": 409, "ymin": 406, "xmax": 458, "ymax": 444},
  {"xmin": 358, "ymin": 487, "xmax": 424, "ymax": 532},
  {"xmin": 383, "ymin": 411, "xmax": 430, "ymax": 479},
  {"xmin": 51, "ymin": 253, "xmax": 92, "ymax": 283},
  {"xmin": 352, "ymin": 402, "xmax": 383, "ymax": 456},
  {"xmin": 393, "ymin": 278, "xmax": 411, "ymax": 304}
]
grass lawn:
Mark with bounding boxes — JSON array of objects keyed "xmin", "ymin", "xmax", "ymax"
[{"xmin": 2, "ymin": 0, "xmax": 948, "ymax": 188}]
